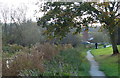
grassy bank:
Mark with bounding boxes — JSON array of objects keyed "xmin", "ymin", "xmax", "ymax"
[
  {"xmin": 42, "ymin": 46, "xmax": 90, "ymax": 76},
  {"xmin": 91, "ymin": 45, "xmax": 120, "ymax": 76}
]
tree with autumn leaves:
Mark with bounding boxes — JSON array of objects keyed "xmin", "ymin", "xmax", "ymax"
[{"xmin": 37, "ymin": 2, "xmax": 120, "ymax": 55}]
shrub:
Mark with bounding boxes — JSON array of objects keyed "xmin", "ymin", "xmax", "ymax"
[
  {"xmin": 2, "ymin": 46, "xmax": 14, "ymax": 53},
  {"xmin": 43, "ymin": 46, "xmax": 90, "ymax": 76},
  {"xmin": 2, "ymin": 51, "xmax": 44, "ymax": 76},
  {"xmin": 33, "ymin": 43, "xmax": 59, "ymax": 60},
  {"xmin": 56, "ymin": 44, "xmax": 73, "ymax": 52},
  {"xmin": 2, "ymin": 43, "xmax": 59, "ymax": 76},
  {"xmin": 63, "ymin": 44, "xmax": 73, "ymax": 49},
  {"xmin": 3, "ymin": 44, "xmax": 23, "ymax": 53},
  {"xmin": 9, "ymin": 44, "xmax": 23, "ymax": 51}
]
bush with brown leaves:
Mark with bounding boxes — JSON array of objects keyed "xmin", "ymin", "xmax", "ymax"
[{"xmin": 33, "ymin": 43, "xmax": 59, "ymax": 60}]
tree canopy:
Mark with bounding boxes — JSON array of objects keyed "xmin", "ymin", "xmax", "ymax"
[
  {"xmin": 37, "ymin": 2, "xmax": 120, "ymax": 54},
  {"xmin": 37, "ymin": 2, "xmax": 95, "ymax": 39}
]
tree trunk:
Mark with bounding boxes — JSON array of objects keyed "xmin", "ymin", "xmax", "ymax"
[
  {"xmin": 109, "ymin": 30, "xmax": 119, "ymax": 55},
  {"xmin": 117, "ymin": 27, "xmax": 120, "ymax": 45}
]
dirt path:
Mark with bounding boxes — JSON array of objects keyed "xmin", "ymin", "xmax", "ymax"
[{"xmin": 86, "ymin": 50, "xmax": 106, "ymax": 78}]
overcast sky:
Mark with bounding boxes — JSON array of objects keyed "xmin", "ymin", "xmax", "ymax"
[
  {"xmin": 0, "ymin": 0, "xmax": 45, "ymax": 22},
  {"xmin": 0, "ymin": 0, "xmax": 119, "ymax": 23}
]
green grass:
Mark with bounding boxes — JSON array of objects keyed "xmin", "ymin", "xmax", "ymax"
[
  {"xmin": 91, "ymin": 45, "xmax": 120, "ymax": 76},
  {"xmin": 42, "ymin": 46, "xmax": 90, "ymax": 76}
]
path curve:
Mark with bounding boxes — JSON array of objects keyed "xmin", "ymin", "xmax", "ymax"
[{"xmin": 86, "ymin": 50, "xmax": 106, "ymax": 78}]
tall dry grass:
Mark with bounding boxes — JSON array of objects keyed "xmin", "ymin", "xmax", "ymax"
[
  {"xmin": 33, "ymin": 43, "xmax": 59, "ymax": 60},
  {"xmin": 2, "ymin": 43, "xmax": 73, "ymax": 76},
  {"xmin": 56, "ymin": 44, "xmax": 73, "ymax": 51},
  {"xmin": 2, "ymin": 52, "xmax": 44, "ymax": 76},
  {"xmin": 2, "ymin": 43, "xmax": 59, "ymax": 76}
]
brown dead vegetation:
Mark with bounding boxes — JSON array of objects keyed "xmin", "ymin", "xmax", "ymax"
[{"xmin": 2, "ymin": 43, "xmax": 73, "ymax": 76}]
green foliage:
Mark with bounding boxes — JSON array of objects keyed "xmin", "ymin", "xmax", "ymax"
[
  {"xmin": 2, "ymin": 43, "xmax": 59, "ymax": 76},
  {"xmin": 2, "ymin": 44, "xmax": 25, "ymax": 58},
  {"xmin": 37, "ymin": 2, "xmax": 84, "ymax": 39},
  {"xmin": 3, "ymin": 44, "xmax": 23, "ymax": 53},
  {"xmin": 20, "ymin": 69, "xmax": 42, "ymax": 76},
  {"xmin": 37, "ymin": 2, "xmax": 120, "ymax": 37},
  {"xmin": 3, "ymin": 46, "xmax": 14, "ymax": 53},
  {"xmin": 50, "ymin": 33, "xmax": 82, "ymax": 47},
  {"xmin": 42, "ymin": 46, "xmax": 90, "ymax": 76},
  {"xmin": 91, "ymin": 31, "xmax": 110, "ymax": 43},
  {"xmin": 3, "ymin": 43, "xmax": 91, "ymax": 76},
  {"xmin": 37, "ymin": 2, "xmax": 120, "ymax": 54},
  {"xmin": 2, "ymin": 20, "xmax": 46, "ymax": 46}
]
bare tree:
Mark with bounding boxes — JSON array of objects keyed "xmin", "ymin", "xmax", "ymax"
[
  {"xmin": 1, "ymin": 7, "xmax": 9, "ymax": 37},
  {"xmin": 1, "ymin": 4, "xmax": 28, "ymax": 45}
]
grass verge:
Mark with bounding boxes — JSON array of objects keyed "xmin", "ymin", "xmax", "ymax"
[{"xmin": 91, "ymin": 45, "xmax": 120, "ymax": 76}]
